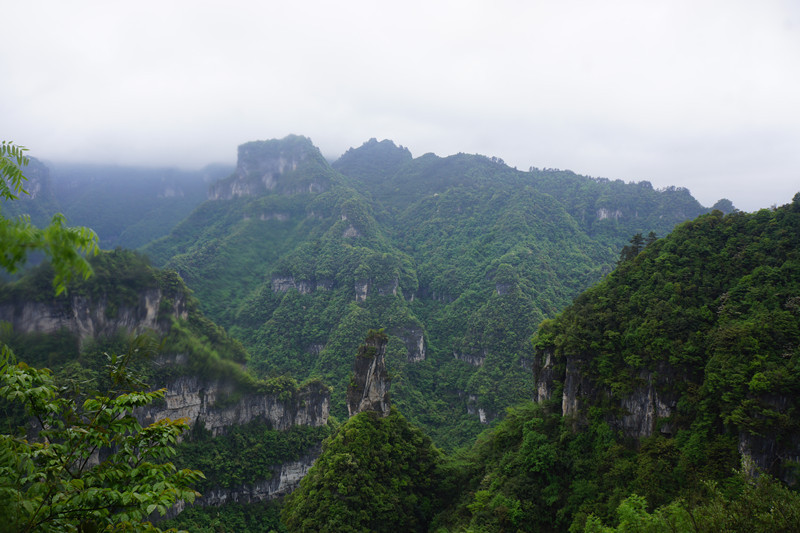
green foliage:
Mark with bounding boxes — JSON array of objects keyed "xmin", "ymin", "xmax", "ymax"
[
  {"xmin": 584, "ymin": 473, "xmax": 800, "ymax": 532},
  {"xmin": 282, "ymin": 409, "xmax": 442, "ymax": 532},
  {"xmin": 0, "ymin": 353, "xmax": 203, "ymax": 532},
  {"xmin": 174, "ymin": 421, "xmax": 329, "ymax": 492},
  {"xmin": 142, "ymin": 138, "xmax": 710, "ymax": 449},
  {"xmin": 534, "ymin": 202, "xmax": 800, "ymax": 480},
  {"xmin": 0, "ymin": 141, "xmax": 30, "ymax": 202},
  {"xmin": 0, "ymin": 142, "xmax": 99, "ymax": 295},
  {"xmin": 432, "ymin": 403, "xmax": 587, "ymax": 532},
  {"xmin": 0, "ymin": 247, "xmax": 254, "ymax": 390},
  {"xmin": 161, "ymin": 500, "xmax": 287, "ymax": 533}
]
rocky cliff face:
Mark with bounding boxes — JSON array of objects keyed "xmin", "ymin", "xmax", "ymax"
[
  {"xmin": 136, "ymin": 375, "xmax": 329, "ymax": 436},
  {"xmin": 347, "ymin": 331, "xmax": 391, "ymax": 417},
  {"xmin": 533, "ymin": 347, "xmax": 797, "ymax": 479},
  {"xmin": 0, "ymin": 288, "xmax": 186, "ymax": 344},
  {"xmin": 533, "ymin": 349, "xmax": 677, "ymax": 438},
  {"xmin": 208, "ymin": 135, "xmax": 331, "ymax": 200}
]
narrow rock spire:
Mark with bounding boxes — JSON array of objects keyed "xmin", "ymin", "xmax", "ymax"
[{"xmin": 346, "ymin": 329, "xmax": 391, "ymax": 417}]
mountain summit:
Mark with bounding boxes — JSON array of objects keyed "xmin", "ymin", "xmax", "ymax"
[{"xmin": 209, "ymin": 135, "xmax": 332, "ymax": 199}]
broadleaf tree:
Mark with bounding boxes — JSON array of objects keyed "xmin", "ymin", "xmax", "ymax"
[
  {"xmin": 0, "ymin": 142, "xmax": 203, "ymax": 532},
  {"xmin": 0, "ymin": 141, "xmax": 99, "ymax": 294}
]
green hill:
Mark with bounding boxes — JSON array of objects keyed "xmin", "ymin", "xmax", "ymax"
[
  {"xmin": 430, "ymin": 194, "xmax": 800, "ymax": 531},
  {"xmin": 143, "ymin": 135, "xmax": 717, "ymax": 447}
]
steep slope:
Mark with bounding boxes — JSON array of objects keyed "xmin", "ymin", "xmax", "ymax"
[
  {"xmin": 0, "ymin": 158, "xmax": 230, "ymax": 250},
  {"xmin": 533, "ymin": 194, "xmax": 800, "ymax": 478},
  {"xmin": 0, "ymin": 157, "xmax": 60, "ymax": 228},
  {"xmin": 282, "ymin": 331, "xmax": 440, "ymax": 533},
  {"xmin": 144, "ymin": 135, "xmax": 720, "ymax": 447},
  {"xmin": 0, "ymin": 249, "xmax": 331, "ymax": 520},
  {"xmin": 333, "ymin": 140, "xmax": 716, "ymax": 443},
  {"xmin": 143, "ymin": 136, "xmax": 427, "ymax": 427},
  {"xmin": 43, "ymin": 161, "xmax": 229, "ymax": 249},
  {"xmin": 431, "ymin": 194, "xmax": 800, "ymax": 532}
]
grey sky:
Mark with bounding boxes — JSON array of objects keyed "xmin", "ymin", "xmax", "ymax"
[{"xmin": 2, "ymin": 0, "xmax": 799, "ymax": 211}]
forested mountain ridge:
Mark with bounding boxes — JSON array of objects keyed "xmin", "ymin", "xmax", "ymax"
[
  {"xmin": 0, "ymin": 158, "xmax": 231, "ymax": 250},
  {"xmin": 0, "ymin": 250, "xmax": 331, "ymax": 524},
  {"xmin": 533, "ymin": 194, "xmax": 800, "ymax": 479},
  {"xmin": 6, "ymin": 138, "xmax": 799, "ymax": 531},
  {"xmin": 143, "ymin": 135, "xmax": 725, "ymax": 447},
  {"xmin": 422, "ymin": 194, "xmax": 800, "ymax": 532}
]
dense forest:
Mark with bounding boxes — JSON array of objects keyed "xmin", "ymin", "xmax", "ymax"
[
  {"xmin": 3, "ymin": 136, "xmax": 798, "ymax": 532},
  {"xmin": 142, "ymin": 135, "xmax": 719, "ymax": 448}
]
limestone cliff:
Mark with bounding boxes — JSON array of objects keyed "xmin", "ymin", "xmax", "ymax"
[
  {"xmin": 1, "ymin": 251, "xmax": 333, "ymax": 521},
  {"xmin": 347, "ymin": 330, "xmax": 391, "ymax": 417},
  {"xmin": 533, "ymin": 349, "xmax": 679, "ymax": 438},
  {"xmin": 533, "ymin": 345, "xmax": 795, "ymax": 480},
  {"xmin": 208, "ymin": 135, "xmax": 331, "ymax": 200},
  {"xmin": 0, "ymin": 288, "xmax": 185, "ymax": 345},
  {"xmin": 166, "ymin": 449, "xmax": 320, "ymax": 518},
  {"xmin": 136, "ymin": 375, "xmax": 329, "ymax": 436}
]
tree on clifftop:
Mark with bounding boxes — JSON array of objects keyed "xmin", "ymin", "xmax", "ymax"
[{"xmin": 283, "ymin": 332, "xmax": 442, "ymax": 532}]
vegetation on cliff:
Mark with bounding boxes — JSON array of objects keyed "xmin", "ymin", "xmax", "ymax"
[
  {"xmin": 535, "ymin": 194, "xmax": 800, "ymax": 482},
  {"xmin": 9, "ymin": 136, "xmax": 800, "ymax": 531},
  {"xmin": 428, "ymin": 195, "xmax": 800, "ymax": 531},
  {"xmin": 282, "ymin": 409, "xmax": 442, "ymax": 532},
  {"xmin": 1, "ymin": 142, "xmax": 202, "ymax": 531},
  {"xmin": 141, "ymin": 136, "xmax": 717, "ymax": 449}
]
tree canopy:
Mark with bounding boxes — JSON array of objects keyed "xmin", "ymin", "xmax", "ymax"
[{"xmin": 1, "ymin": 142, "xmax": 202, "ymax": 531}]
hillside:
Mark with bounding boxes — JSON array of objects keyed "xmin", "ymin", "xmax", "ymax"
[
  {"xmin": 0, "ymin": 160, "xmax": 232, "ymax": 250},
  {"xmin": 0, "ymin": 249, "xmax": 331, "ymax": 526},
  {"xmin": 4, "ymin": 138, "xmax": 798, "ymax": 531},
  {"xmin": 428, "ymin": 195, "xmax": 800, "ymax": 531},
  {"xmin": 142, "ymin": 135, "xmax": 720, "ymax": 446}
]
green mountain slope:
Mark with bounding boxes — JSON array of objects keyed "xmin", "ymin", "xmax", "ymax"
[
  {"xmin": 143, "ymin": 135, "xmax": 719, "ymax": 447},
  {"xmin": 44, "ymin": 161, "xmax": 230, "ymax": 249},
  {"xmin": 429, "ymin": 194, "xmax": 800, "ymax": 532}
]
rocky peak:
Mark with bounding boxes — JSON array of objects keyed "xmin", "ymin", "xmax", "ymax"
[
  {"xmin": 347, "ymin": 329, "xmax": 391, "ymax": 417},
  {"xmin": 332, "ymin": 138, "xmax": 413, "ymax": 182},
  {"xmin": 208, "ymin": 135, "xmax": 330, "ymax": 200}
]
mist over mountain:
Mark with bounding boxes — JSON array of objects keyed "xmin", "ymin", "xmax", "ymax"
[
  {"xmin": 5, "ymin": 134, "xmax": 800, "ymax": 532},
  {"xmin": 139, "ymin": 135, "xmax": 728, "ymax": 446}
]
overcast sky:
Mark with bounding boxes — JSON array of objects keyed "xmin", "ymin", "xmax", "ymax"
[{"xmin": 2, "ymin": 1, "xmax": 799, "ymax": 211}]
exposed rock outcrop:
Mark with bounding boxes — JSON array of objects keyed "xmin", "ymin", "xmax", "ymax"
[
  {"xmin": 347, "ymin": 330, "xmax": 391, "ymax": 417},
  {"xmin": 209, "ymin": 135, "xmax": 330, "ymax": 200},
  {"xmin": 393, "ymin": 326, "xmax": 425, "ymax": 362},
  {"xmin": 271, "ymin": 275, "xmax": 314, "ymax": 295},
  {"xmin": 457, "ymin": 390, "xmax": 495, "ymax": 424},
  {"xmin": 353, "ymin": 277, "xmax": 399, "ymax": 302},
  {"xmin": 596, "ymin": 208, "xmax": 623, "ymax": 221},
  {"xmin": 453, "ymin": 350, "xmax": 486, "ymax": 367},
  {"xmin": 271, "ymin": 275, "xmax": 334, "ymax": 295},
  {"xmin": 136, "ymin": 376, "xmax": 330, "ymax": 437},
  {"xmin": 0, "ymin": 289, "xmax": 186, "ymax": 344},
  {"xmin": 533, "ymin": 350, "xmax": 677, "ymax": 438},
  {"xmin": 354, "ymin": 280, "xmax": 369, "ymax": 302}
]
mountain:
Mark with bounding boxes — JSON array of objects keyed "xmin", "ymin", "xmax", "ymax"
[
  {"xmin": 6, "ymin": 136, "xmax": 798, "ymax": 531},
  {"xmin": 429, "ymin": 194, "xmax": 800, "ymax": 531},
  {"xmin": 11, "ymin": 161, "xmax": 233, "ymax": 250},
  {"xmin": 143, "ymin": 135, "xmax": 720, "ymax": 447},
  {"xmin": 0, "ymin": 249, "xmax": 331, "ymax": 524}
]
